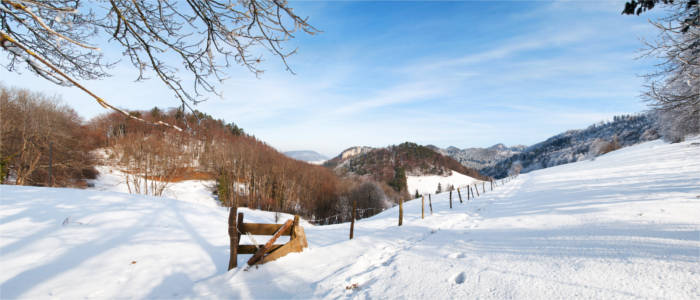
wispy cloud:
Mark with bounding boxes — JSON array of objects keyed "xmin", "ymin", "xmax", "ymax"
[{"xmin": 331, "ymin": 81, "xmax": 448, "ymax": 115}]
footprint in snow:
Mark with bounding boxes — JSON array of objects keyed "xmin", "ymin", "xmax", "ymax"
[{"xmin": 453, "ymin": 272, "xmax": 466, "ymax": 284}]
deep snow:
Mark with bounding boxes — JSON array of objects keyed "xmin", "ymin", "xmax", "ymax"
[{"xmin": 1, "ymin": 137, "xmax": 699, "ymax": 299}]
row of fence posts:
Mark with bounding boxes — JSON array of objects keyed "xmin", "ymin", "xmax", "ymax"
[
  {"xmin": 348, "ymin": 175, "xmax": 518, "ymax": 239},
  {"xmin": 311, "ymin": 207, "xmax": 385, "ymax": 226},
  {"xmin": 395, "ymin": 175, "xmax": 518, "ymax": 227}
]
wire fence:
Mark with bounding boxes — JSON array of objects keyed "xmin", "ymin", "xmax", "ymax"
[
  {"xmin": 309, "ymin": 207, "xmax": 388, "ymax": 225},
  {"xmin": 309, "ymin": 175, "xmax": 519, "ymax": 227}
]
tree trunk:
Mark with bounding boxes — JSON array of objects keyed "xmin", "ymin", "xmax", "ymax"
[{"xmin": 47, "ymin": 141, "xmax": 52, "ymax": 187}]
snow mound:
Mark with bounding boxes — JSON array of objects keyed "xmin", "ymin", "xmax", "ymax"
[{"xmin": 2, "ymin": 137, "xmax": 699, "ymax": 299}]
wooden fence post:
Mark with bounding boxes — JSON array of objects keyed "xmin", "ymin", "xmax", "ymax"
[
  {"xmin": 474, "ymin": 184, "xmax": 480, "ymax": 197},
  {"xmin": 428, "ymin": 194, "xmax": 433, "ymax": 215},
  {"xmin": 350, "ymin": 199, "xmax": 356, "ymax": 239},
  {"xmin": 457, "ymin": 188, "xmax": 463, "ymax": 203},
  {"xmin": 398, "ymin": 198, "xmax": 403, "ymax": 226},
  {"xmin": 482, "ymin": 182, "xmax": 486, "ymax": 194},
  {"xmin": 421, "ymin": 195, "xmax": 425, "ymax": 219},
  {"xmin": 449, "ymin": 189, "xmax": 453, "ymax": 209},
  {"xmin": 227, "ymin": 207, "xmax": 238, "ymax": 270},
  {"xmin": 467, "ymin": 185, "xmax": 470, "ymax": 201},
  {"xmin": 490, "ymin": 180, "xmax": 493, "ymax": 191}
]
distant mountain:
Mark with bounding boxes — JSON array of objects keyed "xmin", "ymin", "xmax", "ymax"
[
  {"xmin": 429, "ymin": 143, "xmax": 526, "ymax": 170},
  {"xmin": 482, "ymin": 113, "xmax": 660, "ymax": 178},
  {"xmin": 283, "ymin": 150, "xmax": 328, "ymax": 163},
  {"xmin": 325, "ymin": 142, "xmax": 489, "ymax": 194},
  {"xmin": 322, "ymin": 146, "xmax": 374, "ymax": 169}
]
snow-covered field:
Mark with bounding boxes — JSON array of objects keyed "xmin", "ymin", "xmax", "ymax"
[
  {"xmin": 89, "ymin": 165, "xmax": 220, "ymax": 207},
  {"xmin": 407, "ymin": 170, "xmax": 484, "ymax": 195},
  {"xmin": 1, "ymin": 137, "xmax": 699, "ymax": 299}
]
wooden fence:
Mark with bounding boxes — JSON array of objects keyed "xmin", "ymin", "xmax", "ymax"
[{"xmin": 228, "ymin": 212, "xmax": 308, "ymax": 269}]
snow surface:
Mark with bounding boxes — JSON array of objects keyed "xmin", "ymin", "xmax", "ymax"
[
  {"xmin": 2, "ymin": 137, "xmax": 700, "ymax": 299},
  {"xmin": 90, "ymin": 165, "xmax": 220, "ymax": 207},
  {"xmin": 407, "ymin": 170, "xmax": 484, "ymax": 195}
]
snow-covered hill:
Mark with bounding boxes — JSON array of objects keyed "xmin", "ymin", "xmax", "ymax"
[
  {"xmin": 2, "ymin": 137, "xmax": 699, "ymax": 299},
  {"xmin": 406, "ymin": 170, "xmax": 484, "ymax": 195}
]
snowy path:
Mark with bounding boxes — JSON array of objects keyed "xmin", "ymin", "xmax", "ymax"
[{"xmin": 2, "ymin": 138, "xmax": 699, "ymax": 299}]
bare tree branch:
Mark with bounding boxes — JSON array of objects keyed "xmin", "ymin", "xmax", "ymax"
[{"xmin": 0, "ymin": 0, "xmax": 318, "ymax": 127}]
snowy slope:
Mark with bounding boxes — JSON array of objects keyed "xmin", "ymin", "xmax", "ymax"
[
  {"xmin": 0, "ymin": 187, "xmax": 304, "ymax": 299},
  {"xmin": 89, "ymin": 165, "xmax": 220, "ymax": 207},
  {"xmin": 406, "ymin": 170, "xmax": 484, "ymax": 195},
  {"xmin": 2, "ymin": 137, "xmax": 700, "ymax": 299}
]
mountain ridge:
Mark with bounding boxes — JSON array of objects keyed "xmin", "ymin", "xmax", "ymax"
[{"xmin": 481, "ymin": 113, "xmax": 659, "ymax": 178}]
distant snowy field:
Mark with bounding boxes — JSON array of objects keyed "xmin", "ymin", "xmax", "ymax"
[
  {"xmin": 2, "ymin": 137, "xmax": 699, "ymax": 299},
  {"xmin": 407, "ymin": 170, "xmax": 484, "ymax": 195}
]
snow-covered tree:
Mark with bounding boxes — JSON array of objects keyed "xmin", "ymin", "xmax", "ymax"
[{"xmin": 624, "ymin": 0, "xmax": 700, "ymax": 141}]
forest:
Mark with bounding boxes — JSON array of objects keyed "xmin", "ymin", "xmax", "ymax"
[{"xmin": 0, "ymin": 85, "xmax": 413, "ymax": 222}]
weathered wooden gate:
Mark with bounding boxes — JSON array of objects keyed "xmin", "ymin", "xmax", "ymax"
[{"xmin": 229, "ymin": 212, "xmax": 308, "ymax": 268}]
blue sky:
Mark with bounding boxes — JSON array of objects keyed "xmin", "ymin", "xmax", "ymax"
[{"xmin": 1, "ymin": 1, "xmax": 664, "ymax": 157}]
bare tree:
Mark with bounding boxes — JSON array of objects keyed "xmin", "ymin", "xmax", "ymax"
[
  {"xmin": 1, "ymin": 0, "xmax": 318, "ymax": 123},
  {"xmin": 624, "ymin": 0, "xmax": 700, "ymax": 141},
  {"xmin": 0, "ymin": 85, "xmax": 96, "ymax": 186}
]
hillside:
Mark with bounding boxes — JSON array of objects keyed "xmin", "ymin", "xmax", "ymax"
[
  {"xmin": 2, "ymin": 136, "xmax": 698, "ymax": 298},
  {"xmin": 482, "ymin": 113, "xmax": 659, "ymax": 178},
  {"xmin": 0, "ymin": 85, "xmax": 412, "ymax": 224},
  {"xmin": 325, "ymin": 142, "xmax": 488, "ymax": 193}
]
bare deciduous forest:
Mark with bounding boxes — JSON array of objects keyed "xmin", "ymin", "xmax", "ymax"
[{"xmin": 1, "ymin": 85, "xmax": 423, "ymax": 221}]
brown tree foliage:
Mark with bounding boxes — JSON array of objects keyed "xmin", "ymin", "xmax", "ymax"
[
  {"xmin": 89, "ymin": 107, "xmax": 355, "ymax": 221},
  {"xmin": 0, "ymin": 85, "xmax": 96, "ymax": 186}
]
